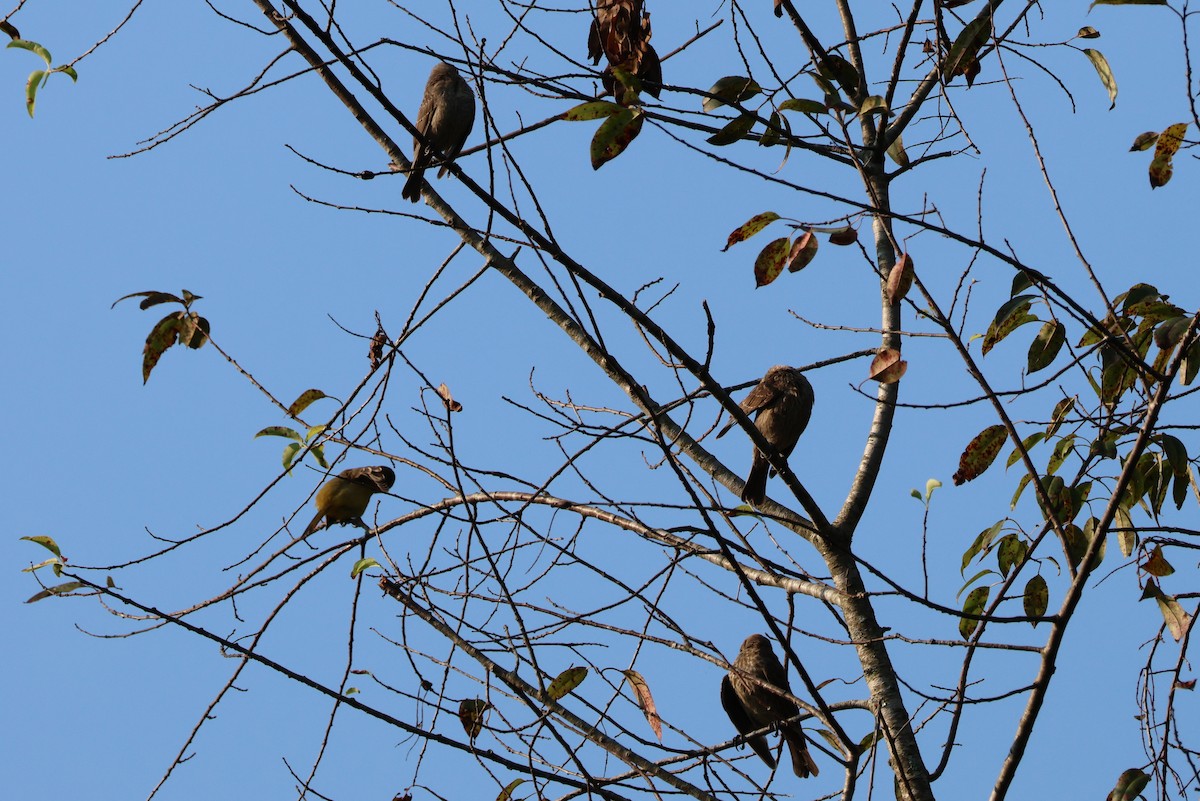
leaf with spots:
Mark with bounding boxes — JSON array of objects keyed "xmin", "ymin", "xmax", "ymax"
[{"xmin": 952, "ymin": 425, "xmax": 1006, "ymax": 485}]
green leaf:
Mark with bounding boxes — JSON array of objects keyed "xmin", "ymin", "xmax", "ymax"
[
  {"xmin": 886, "ymin": 131, "xmax": 910, "ymax": 167},
  {"xmin": 26, "ymin": 581, "xmax": 85, "ymax": 603},
  {"xmin": 959, "ymin": 586, "xmax": 990, "ymax": 640},
  {"xmin": 1129, "ymin": 131, "xmax": 1159, "ymax": 151},
  {"xmin": 996, "ymin": 534, "xmax": 1027, "ymax": 577},
  {"xmin": 702, "ymin": 76, "xmax": 761, "ymax": 113},
  {"xmin": 21, "ymin": 535, "xmax": 62, "ymax": 558},
  {"xmin": 590, "ymin": 107, "xmax": 643, "ymax": 170},
  {"xmin": 1105, "ymin": 769, "xmax": 1150, "ymax": 801},
  {"xmin": 288, "ymin": 389, "xmax": 328, "ymax": 418},
  {"xmin": 8, "ymin": 39, "xmax": 52, "ymax": 66},
  {"xmin": 545, "ymin": 666, "xmax": 588, "ymax": 701},
  {"xmin": 281, "ymin": 442, "xmax": 301, "ymax": 472},
  {"xmin": 1046, "ymin": 435, "xmax": 1076, "ymax": 476},
  {"xmin": 1156, "ymin": 589, "xmax": 1190, "ymax": 640},
  {"xmin": 982, "ymin": 295, "xmax": 1038, "ymax": 355},
  {"xmin": 1010, "ymin": 473, "xmax": 1032, "ymax": 509},
  {"xmin": 563, "ymin": 100, "xmax": 623, "ymax": 121},
  {"xmin": 1006, "ymin": 432, "xmax": 1045, "ymax": 469},
  {"xmin": 1082, "ymin": 49, "xmax": 1117, "ymax": 109},
  {"xmin": 497, "ymin": 779, "xmax": 527, "ymax": 801},
  {"xmin": 758, "ymin": 111, "xmax": 783, "ymax": 147},
  {"xmin": 753, "ymin": 237, "xmax": 791, "ymax": 288},
  {"xmin": 24, "ymin": 68, "xmax": 44, "ymax": 117},
  {"xmin": 778, "ymin": 97, "xmax": 827, "ymax": 115},
  {"xmin": 952, "ymin": 424, "xmax": 1007, "ymax": 485},
  {"xmin": 255, "ymin": 426, "xmax": 303, "ymax": 442},
  {"xmin": 350, "ymin": 557, "xmax": 380, "ymax": 578},
  {"xmin": 858, "ymin": 95, "xmax": 889, "ymax": 117},
  {"xmin": 1027, "ymin": 320, "xmax": 1065, "ymax": 374},
  {"xmin": 458, "ymin": 698, "xmax": 489, "ymax": 741},
  {"xmin": 142, "ymin": 312, "xmax": 185, "ymax": 383},
  {"xmin": 707, "ymin": 113, "xmax": 756, "ymax": 146},
  {"xmin": 722, "ymin": 212, "xmax": 780, "ymax": 251},
  {"xmin": 943, "ymin": 14, "xmax": 992, "ymax": 82},
  {"xmin": 961, "ymin": 520, "xmax": 1005, "ymax": 572},
  {"xmin": 1113, "ymin": 506, "xmax": 1132, "ymax": 556},
  {"xmin": 1023, "ymin": 575, "xmax": 1048, "ymax": 624},
  {"xmin": 1046, "ymin": 397, "xmax": 1075, "ymax": 438}
]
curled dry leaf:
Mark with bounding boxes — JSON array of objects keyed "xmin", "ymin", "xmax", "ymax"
[
  {"xmin": 827, "ymin": 225, "xmax": 858, "ymax": 246},
  {"xmin": 887, "ymin": 252, "xmax": 914, "ymax": 304},
  {"xmin": 369, "ymin": 326, "xmax": 388, "ymax": 369},
  {"xmin": 438, "ymin": 383, "xmax": 464, "ymax": 412},
  {"xmin": 622, "ymin": 669, "xmax": 663, "ymax": 741},
  {"xmin": 787, "ymin": 230, "xmax": 818, "ymax": 272},
  {"xmin": 868, "ymin": 347, "xmax": 907, "ymax": 384}
]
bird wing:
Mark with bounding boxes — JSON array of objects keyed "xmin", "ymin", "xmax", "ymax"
[
  {"xmin": 720, "ymin": 676, "xmax": 777, "ymax": 768},
  {"xmin": 715, "ymin": 378, "xmax": 779, "ymax": 439}
]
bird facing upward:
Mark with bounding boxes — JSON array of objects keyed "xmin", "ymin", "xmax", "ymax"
[
  {"xmin": 717, "ymin": 365, "xmax": 814, "ymax": 506},
  {"xmin": 720, "ymin": 633, "xmax": 820, "ymax": 778},
  {"xmin": 302, "ymin": 465, "xmax": 396, "ymax": 536},
  {"xmin": 402, "ymin": 61, "xmax": 476, "ymax": 203}
]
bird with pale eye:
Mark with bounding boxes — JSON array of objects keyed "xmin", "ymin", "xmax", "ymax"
[
  {"xmin": 302, "ymin": 465, "xmax": 396, "ymax": 536},
  {"xmin": 716, "ymin": 365, "xmax": 813, "ymax": 506},
  {"xmin": 720, "ymin": 633, "xmax": 820, "ymax": 778},
  {"xmin": 402, "ymin": 61, "xmax": 476, "ymax": 203}
]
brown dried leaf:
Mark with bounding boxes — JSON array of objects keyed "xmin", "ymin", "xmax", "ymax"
[
  {"xmin": 622, "ymin": 669, "xmax": 662, "ymax": 741},
  {"xmin": 868, "ymin": 347, "xmax": 907, "ymax": 384},
  {"xmin": 887, "ymin": 252, "xmax": 914, "ymax": 304},
  {"xmin": 786, "ymin": 230, "xmax": 818, "ymax": 272},
  {"xmin": 437, "ymin": 383, "xmax": 463, "ymax": 412}
]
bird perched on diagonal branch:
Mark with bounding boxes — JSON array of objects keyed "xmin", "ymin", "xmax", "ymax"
[
  {"xmin": 716, "ymin": 365, "xmax": 814, "ymax": 506},
  {"xmin": 720, "ymin": 633, "xmax": 820, "ymax": 778},
  {"xmin": 402, "ymin": 61, "xmax": 476, "ymax": 203},
  {"xmin": 302, "ymin": 465, "xmax": 396, "ymax": 536}
]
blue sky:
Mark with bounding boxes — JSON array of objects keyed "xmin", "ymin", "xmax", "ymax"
[{"xmin": 6, "ymin": 3, "xmax": 1197, "ymax": 800}]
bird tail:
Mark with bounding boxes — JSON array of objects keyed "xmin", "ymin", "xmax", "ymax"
[
  {"xmin": 402, "ymin": 168, "xmax": 426, "ymax": 202},
  {"xmin": 784, "ymin": 728, "xmax": 819, "ymax": 778},
  {"xmin": 741, "ymin": 455, "xmax": 768, "ymax": 506},
  {"xmin": 301, "ymin": 509, "xmax": 326, "ymax": 537}
]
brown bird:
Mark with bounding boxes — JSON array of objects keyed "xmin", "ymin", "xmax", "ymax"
[
  {"xmin": 402, "ymin": 61, "xmax": 476, "ymax": 203},
  {"xmin": 716, "ymin": 365, "xmax": 814, "ymax": 506},
  {"xmin": 720, "ymin": 634, "xmax": 820, "ymax": 778},
  {"xmin": 302, "ymin": 465, "xmax": 396, "ymax": 536}
]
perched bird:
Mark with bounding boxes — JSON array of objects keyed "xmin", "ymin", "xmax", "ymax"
[
  {"xmin": 402, "ymin": 61, "xmax": 476, "ymax": 203},
  {"xmin": 716, "ymin": 365, "xmax": 814, "ymax": 506},
  {"xmin": 720, "ymin": 634, "xmax": 820, "ymax": 778},
  {"xmin": 302, "ymin": 465, "xmax": 396, "ymax": 536}
]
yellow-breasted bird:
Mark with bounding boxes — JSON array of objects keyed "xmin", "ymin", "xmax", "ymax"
[{"xmin": 302, "ymin": 465, "xmax": 396, "ymax": 536}]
